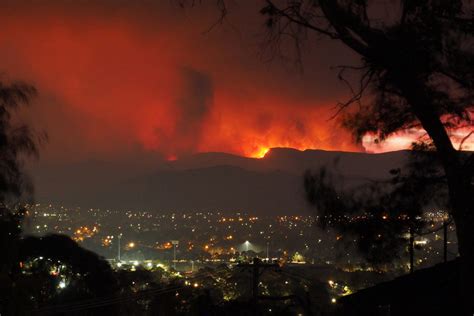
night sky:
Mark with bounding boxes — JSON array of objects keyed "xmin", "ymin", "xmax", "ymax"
[{"xmin": 0, "ymin": 1, "xmax": 465, "ymax": 164}]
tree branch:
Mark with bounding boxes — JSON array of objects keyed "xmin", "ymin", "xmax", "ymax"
[
  {"xmin": 264, "ymin": 0, "xmax": 340, "ymax": 39},
  {"xmin": 458, "ymin": 131, "xmax": 474, "ymax": 151}
]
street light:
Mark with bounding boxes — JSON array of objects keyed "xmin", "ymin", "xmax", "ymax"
[
  {"xmin": 245, "ymin": 240, "xmax": 250, "ymax": 252},
  {"xmin": 171, "ymin": 240, "xmax": 179, "ymax": 270},
  {"xmin": 117, "ymin": 233, "xmax": 122, "ymax": 262}
]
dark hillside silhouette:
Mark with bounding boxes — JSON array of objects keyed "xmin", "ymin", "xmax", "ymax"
[
  {"xmin": 30, "ymin": 149, "xmax": 408, "ymax": 213},
  {"xmin": 338, "ymin": 259, "xmax": 463, "ymax": 316}
]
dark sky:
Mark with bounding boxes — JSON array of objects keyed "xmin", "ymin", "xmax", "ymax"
[{"xmin": 0, "ymin": 0, "xmax": 437, "ymax": 163}]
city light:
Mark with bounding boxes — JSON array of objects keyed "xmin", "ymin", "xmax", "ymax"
[{"xmin": 24, "ymin": 204, "xmax": 458, "ymax": 313}]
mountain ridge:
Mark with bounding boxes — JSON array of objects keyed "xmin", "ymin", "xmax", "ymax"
[{"xmin": 29, "ymin": 148, "xmax": 410, "ymax": 214}]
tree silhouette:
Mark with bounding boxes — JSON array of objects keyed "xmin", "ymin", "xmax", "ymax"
[
  {"xmin": 304, "ymin": 147, "xmax": 447, "ymax": 265},
  {"xmin": 0, "ymin": 80, "xmax": 122, "ymax": 315},
  {"xmin": 258, "ymin": 1, "xmax": 474, "ymax": 312},
  {"xmin": 258, "ymin": 0, "xmax": 473, "ymax": 260},
  {"xmin": 0, "ymin": 80, "xmax": 42, "ymax": 315},
  {"xmin": 181, "ymin": 0, "xmax": 474, "ymax": 310},
  {"xmin": 180, "ymin": 0, "xmax": 474, "ymax": 258},
  {"xmin": 0, "ymin": 81, "xmax": 41, "ymax": 204}
]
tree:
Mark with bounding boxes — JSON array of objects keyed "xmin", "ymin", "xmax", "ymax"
[
  {"xmin": 304, "ymin": 147, "xmax": 445, "ymax": 265},
  {"xmin": 258, "ymin": 0, "xmax": 474, "ymax": 259},
  {"xmin": 258, "ymin": 1, "xmax": 474, "ymax": 311},
  {"xmin": 0, "ymin": 80, "xmax": 42, "ymax": 314},
  {"xmin": 0, "ymin": 80, "xmax": 120, "ymax": 315},
  {"xmin": 0, "ymin": 81, "xmax": 40, "ymax": 204},
  {"xmin": 0, "ymin": 80, "xmax": 39, "ymax": 275},
  {"xmin": 182, "ymin": 0, "xmax": 474, "ymax": 310},
  {"xmin": 180, "ymin": 0, "xmax": 474, "ymax": 259}
]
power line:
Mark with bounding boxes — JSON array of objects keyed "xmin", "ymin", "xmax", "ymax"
[{"xmin": 237, "ymin": 258, "xmax": 280, "ymax": 316}]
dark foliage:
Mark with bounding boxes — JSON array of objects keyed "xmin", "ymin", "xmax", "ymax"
[
  {"xmin": 304, "ymin": 147, "xmax": 447, "ymax": 264},
  {"xmin": 0, "ymin": 81, "xmax": 42, "ymax": 204},
  {"xmin": 19, "ymin": 234, "xmax": 119, "ymax": 296},
  {"xmin": 259, "ymin": 0, "xmax": 474, "ymax": 269}
]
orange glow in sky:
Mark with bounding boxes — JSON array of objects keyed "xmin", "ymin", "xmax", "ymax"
[
  {"xmin": 253, "ymin": 147, "xmax": 271, "ymax": 159},
  {"xmin": 0, "ymin": 2, "xmax": 471, "ymax": 162},
  {"xmin": 362, "ymin": 129, "xmax": 474, "ymax": 153}
]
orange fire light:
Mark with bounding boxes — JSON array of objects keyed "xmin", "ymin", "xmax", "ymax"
[{"xmin": 253, "ymin": 147, "xmax": 270, "ymax": 159}]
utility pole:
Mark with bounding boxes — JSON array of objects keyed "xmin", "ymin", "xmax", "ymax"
[
  {"xmin": 409, "ymin": 227, "xmax": 414, "ymax": 273},
  {"xmin": 252, "ymin": 259, "xmax": 259, "ymax": 308},
  {"xmin": 237, "ymin": 257, "xmax": 279, "ymax": 315},
  {"xmin": 443, "ymin": 220, "xmax": 448, "ymax": 263},
  {"xmin": 171, "ymin": 240, "xmax": 179, "ymax": 270}
]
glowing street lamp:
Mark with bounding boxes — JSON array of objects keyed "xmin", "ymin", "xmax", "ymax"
[
  {"xmin": 245, "ymin": 240, "xmax": 250, "ymax": 252},
  {"xmin": 171, "ymin": 240, "xmax": 179, "ymax": 270},
  {"xmin": 117, "ymin": 233, "xmax": 122, "ymax": 262},
  {"xmin": 266, "ymin": 241, "xmax": 270, "ymax": 260}
]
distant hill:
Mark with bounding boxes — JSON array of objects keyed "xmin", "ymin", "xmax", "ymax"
[
  {"xmin": 28, "ymin": 148, "xmax": 409, "ymax": 214},
  {"xmin": 168, "ymin": 148, "xmax": 408, "ymax": 178}
]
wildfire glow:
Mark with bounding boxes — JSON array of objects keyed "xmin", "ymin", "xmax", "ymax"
[
  {"xmin": 253, "ymin": 147, "xmax": 270, "ymax": 159},
  {"xmin": 0, "ymin": 3, "xmax": 471, "ymax": 161},
  {"xmin": 362, "ymin": 129, "xmax": 474, "ymax": 153}
]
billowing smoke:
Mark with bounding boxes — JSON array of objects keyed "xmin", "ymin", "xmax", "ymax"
[
  {"xmin": 0, "ymin": 0, "xmax": 451, "ymax": 163},
  {"xmin": 154, "ymin": 67, "xmax": 213, "ymax": 159}
]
